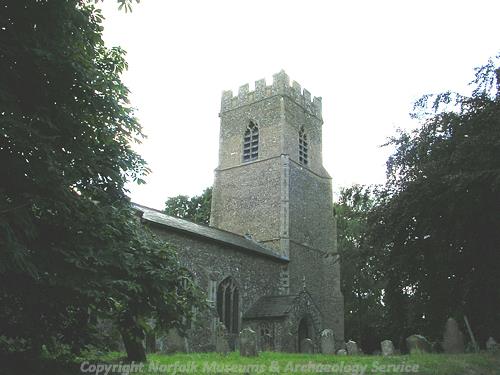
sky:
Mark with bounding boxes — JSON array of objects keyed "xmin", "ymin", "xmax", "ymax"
[{"xmin": 100, "ymin": 0, "xmax": 500, "ymax": 210}]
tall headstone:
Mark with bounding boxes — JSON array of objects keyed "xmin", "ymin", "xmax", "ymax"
[
  {"xmin": 300, "ymin": 338, "xmax": 314, "ymax": 354},
  {"xmin": 442, "ymin": 318, "xmax": 465, "ymax": 353},
  {"xmin": 381, "ymin": 340, "xmax": 395, "ymax": 356},
  {"xmin": 346, "ymin": 340, "xmax": 359, "ymax": 355},
  {"xmin": 320, "ymin": 329, "xmax": 336, "ymax": 354},
  {"xmin": 406, "ymin": 334, "xmax": 431, "ymax": 354},
  {"xmin": 215, "ymin": 321, "xmax": 230, "ymax": 354},
  {"xmin": 486, "ymin": 337, "xmax": 498, "ymax": 351},
  {"xmin": 239, "ymin": 328, "xmax": 258, "ymax": 357}
]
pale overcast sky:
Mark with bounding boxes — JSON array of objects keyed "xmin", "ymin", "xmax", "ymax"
[{"xmin": 100, "ymin": 0, "xmax": 499, "ymax": 210}]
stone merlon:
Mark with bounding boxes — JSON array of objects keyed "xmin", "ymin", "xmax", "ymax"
[{"xmin": 220, "ymin": 70, "xmax": 322, "ymax": 119}]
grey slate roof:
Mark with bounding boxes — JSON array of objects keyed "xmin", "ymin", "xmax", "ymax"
[
  {"xmin": 243, "ymin": 295, "xmax": 298, "ymax": 319},
  {"xmin": 133, "ymin": 203, "xmax": 289, "ymax": 262}
]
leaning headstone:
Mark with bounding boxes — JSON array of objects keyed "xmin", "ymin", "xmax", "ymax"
[
  {"xmin": 346, "ymin": 340, "xmax": 359, "ymax": 355},
  {"xmin": 486, "ymin": 337, "xmax": 498, "ymax": 351},
  {"xmin": 337, "ymin": 349, "xmax": 347, "ymax": 355},
  {"xmin": 300, "ymin": 338, "xmax": 314, "ymax": 354},
  {"xmin": 406, "ymin": 334, "xmax": 431, "ymax": 354},
  {"xmin": 381, "ymin": 340, "xmax": 395, "ymax": 356},
  {"xmin": 442, "ymin": 318, "xmax": 465, "ymax": 353},
  {"xmin": 320, "ymin": 329, "xmax": 336, "ymax": 354},
  {"xmin": 215, "ymin": 322, "xmax": 230, "ymax": 354},
  {"xmin": 239, "ymin": 328, "xmax": 257, "ymax": 357}
]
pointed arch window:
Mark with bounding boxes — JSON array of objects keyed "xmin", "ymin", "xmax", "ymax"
[
  {"xmin": 299, "ymin": 127, "xmax": 308, "ymax": 166},
  {"xmin": 243, "ymin": 121, "xmax": 259, "ymax": 162},
  {"xmin": 216, "ymin": 277, "xmax": 239, "ymax": 334}
]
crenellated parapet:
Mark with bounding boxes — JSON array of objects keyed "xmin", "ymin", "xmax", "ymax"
[{"xmin": 221, "ymin": 70, "xmax": 322, "ymax": 119}]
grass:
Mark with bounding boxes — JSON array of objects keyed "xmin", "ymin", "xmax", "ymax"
[{"xmin": 76, "ymin": 351, "xmax": 500, "ymax": 375}]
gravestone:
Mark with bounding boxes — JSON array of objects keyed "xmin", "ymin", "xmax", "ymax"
[
  {"xmin": 337, "ymin": 349, "xmax": 347, "ymax": 355},
  {"xmin": 156, "ymin": 329, "xmax": 187, "ymax": 353},
  {"xmin": 239, "ymin": 328, "xmax": 257, "ymax": 357},
  {"xmin": 300, "ymin": 338, "xmax": 314, "ymax": 354},
  {"xmin": 486, "ymin": 337, "xmax": 498, "ymax": 351},
  {"xmin": 442, "ymin": 318, "xmax": 465, "ymax": 353},
  {"xmin": 261, "ymin": 333, "xmax": 273, "ymax": 352},
  {"xmin": 346, "ymin": 340, "xmax": 359, "ymax": 355},
  {"xmin": 320, "ymin": 329, "xmax": 336, "ymax": 355},
  {"xmin": 406, "ymin": 334, "xmax": 431, "ymax": 354},
  {"xmin": 381, "ymin": 340, "xmax": 395, "ymax": 356},
  {"xmin": 215, "ymin": 321, "xmax": 230, "ymax": 354}
]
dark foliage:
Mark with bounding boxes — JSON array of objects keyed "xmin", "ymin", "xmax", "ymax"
[
  {"xmin": 335, "ymin": 185, "xmax": 386, "ymax": 353},
  {"xmin": 0, "ymin": 0, "xmax": 203, "ymax": 362},
  {"xmin": 337, "ymin": 56, "xmax": 500, "ymax": 351},
  {"xmin": 164, "ymin": 187, "xmax": 212, "ymax": 225}
]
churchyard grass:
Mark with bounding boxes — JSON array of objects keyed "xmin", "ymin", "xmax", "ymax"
[{"xmin": 75, "ymin": 351, "xmax": 500, "ymax": 375}]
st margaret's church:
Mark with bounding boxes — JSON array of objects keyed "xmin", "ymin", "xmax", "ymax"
[{"xmin": 133, "ymin": 70, "xmax": 344, "ymax": 353}]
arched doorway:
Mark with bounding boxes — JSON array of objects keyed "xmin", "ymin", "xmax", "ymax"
[{"xmin": 298, "ymin": 315, "xmax": 313, "ymax": 352}]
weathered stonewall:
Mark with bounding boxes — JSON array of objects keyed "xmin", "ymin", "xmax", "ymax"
[
  {"xmin": 215, "ymin": 322, "xmax": 230, "ymax": 354},
  {"xmin": 406, "ymin": 334, "xmax": 431, "ymax": 354},
  {"xmin": 300, "ymin": 338, "xmax": 314, "ymax": 353},
  {"xmin": 320, "ymin": 329, "xmax": 336, "ymax": 355},
  {"xmin": 346, "ymin": 340, "xmax": 359, "ymax": 355},
  {"xmin": 239, "ymin": 328, "xmax": 258, "ymax": 357},
  {"xmin": 486, "ymin": 337, "xmax": 498, "ymax": 351},
  {"xmin": 381, "ymin": 340, "xmax": 395, "ymax": 356},
  {"xmin": 337, "ymin": 349, "xmax": 347, "ymax": 355},
  {"xmin": 442, "ymin": 318, "xmax": 465, "ymax": 353}
]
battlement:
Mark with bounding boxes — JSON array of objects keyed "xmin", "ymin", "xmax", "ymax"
[{"xmin": 221, "ymin": 70, "xmax": 322, "ymax": 119}]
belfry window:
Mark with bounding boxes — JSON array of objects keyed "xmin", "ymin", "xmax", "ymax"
[
  {"xmin": 299, "ymin": 127, "xmax": 308, "ymax": 165},
  {"xmin": 243, "ymin": 121, "xmax": 259, "ymax": 162},
  {"xmin": 216, "ymin": 277, "xmax": 239, "ymax": 334}
]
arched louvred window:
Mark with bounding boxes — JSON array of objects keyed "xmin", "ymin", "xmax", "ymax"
[
  {"xmin": 216, "ymin": 277, "xmax": 239, "ymax": 334},
  {"xmin": 243, "ymin": 121, "xmax": 259, "ymax": 162},
  {"xmin": 299, "ymin": 126, "xmax": 308, "ymax": 166}
]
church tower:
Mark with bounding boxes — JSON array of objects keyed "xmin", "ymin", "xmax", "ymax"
[{"xmin": 210, "ymin": 70, "xmax": 344, "ymax": 342}]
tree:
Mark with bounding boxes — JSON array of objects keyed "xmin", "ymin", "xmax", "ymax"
[
  {"xmin": 335, "ymin": 185, "xmax": 386, "ymax": 353},
  {"xmin": 164, "ymin": 187, "xmax": 212, "ymax": 225},
  {"xmin": 369, "ymin": 55, "xmax": 500, "ymax": 346},
  {"xmin": 0, "ymin": 0, "xmax": 202, "ymax": 362}
]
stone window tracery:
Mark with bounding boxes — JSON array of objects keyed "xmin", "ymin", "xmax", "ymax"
[
  {"xmin": 216, "ymin": 277, "xmax": 239, "ymax": 333},
  {"xmin": 243, "ymin": 121, "xmax": 259, "ymax": 162}
]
